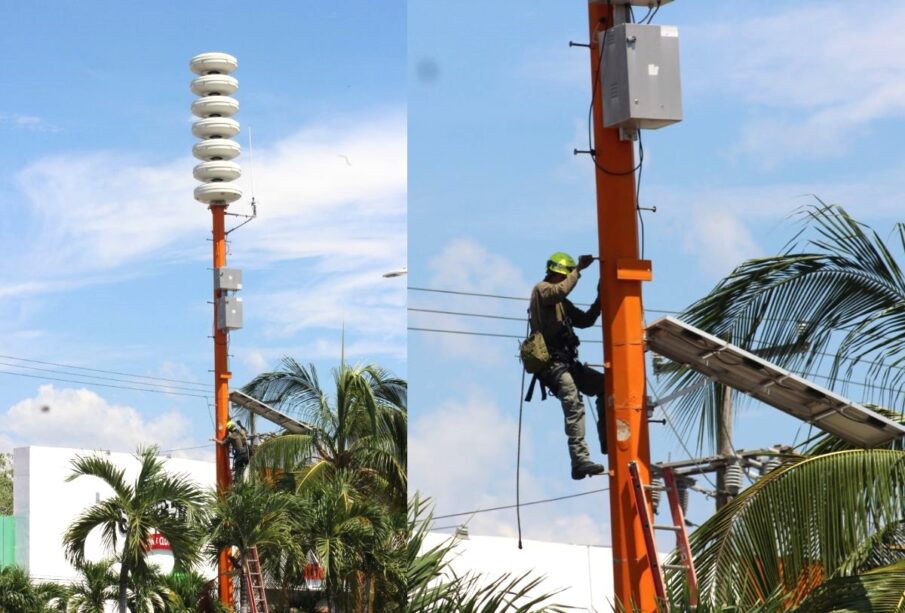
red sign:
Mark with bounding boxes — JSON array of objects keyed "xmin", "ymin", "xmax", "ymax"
[
  {"xmin": 304, "ymin": 562, "xmax": 324, "ymax": 581},
  {"xmin": 146, "ymin": 533, "xmax": 172, "ymax": 551}
]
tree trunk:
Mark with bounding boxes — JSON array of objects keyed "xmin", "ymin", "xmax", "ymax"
[{"xmin": 118, "ymin": 560, "xmax": 129, "ymax": 613}]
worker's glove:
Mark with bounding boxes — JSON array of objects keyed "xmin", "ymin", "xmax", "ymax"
[{"xmin": 577, "ymin": 254, "xmax": 595, "ymax": 270}]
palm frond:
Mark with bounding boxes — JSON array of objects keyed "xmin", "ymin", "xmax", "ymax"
[{"xmin": 668, "ymin": 450, "xmax": 905, "ymax": 609}]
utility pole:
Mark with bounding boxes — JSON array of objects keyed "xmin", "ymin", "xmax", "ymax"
[
  {"xmin": 587, "ymin": 3, "xmax": 657, "ymax": 610},
  {"xmin": 211, "ymin": 205, "xmax": 233, "ymax": 605},
  {"xmin": 189, "ymin": 52, "xmax": 245, "ymax": 608},
  {"xmin": 715, "ymin": 332, "xmax": 735, "ymax": 510}
]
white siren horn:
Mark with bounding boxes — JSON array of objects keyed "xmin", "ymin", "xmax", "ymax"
[{"xmin": 190, "ymin": 52, "xmax": 241, "ymax": 206}]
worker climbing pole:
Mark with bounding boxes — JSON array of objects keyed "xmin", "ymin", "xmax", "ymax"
[{"xmin": 583, "ymin": 1, "xmax": 683, "ymax": 609}]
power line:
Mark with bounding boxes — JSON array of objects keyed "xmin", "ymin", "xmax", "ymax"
[
  {"xmin": 433, "ymin": 486, "xmax": 609, "ymax": 520},
  {"xmin": 0, "ymin": 353, "xmax": 212, "ymax": 389},
  {"xmin": 408, "ymin": 326, "xmax": 604, "ymax": 344},
  {"xmin": 410, "ymin": 289, "xmax": 905, "ymax": 379},
  {"xmin": 0, "ymin": 360, "xmax": 213, "ymax": 395},
  {"xmin": 0, "ymin": 369, "xmax": 211, "ymax": 400}
]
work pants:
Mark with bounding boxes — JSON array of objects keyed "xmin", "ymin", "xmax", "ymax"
[{"xmin": 543, "ymin": 361, "xmax": 606, "ymax": 468}]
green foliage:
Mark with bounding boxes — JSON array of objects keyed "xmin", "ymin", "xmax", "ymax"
[
  {"xmin": 666, "ymin": 450, "xmax": 905, "ymax": 609},
  {"xmin": 0, "ymin": 452, "xmax": 13, "ymax": 515},
  {"xmin": 0, "ymin": 565, "xmax": 66, "ymax": 613},
  {"xmin": 65, "ymin": 559, "xmax": 118, "ymax": 612},
  {"xmin": 243, "ymin": 358, "xmax": 408, "ymax": 513},
  {"xmin": 659, "ymin": 202, "xmax": 905, "ymax": 451},
  {"xmin": 63, "ymin": 447, "xmax": 209, "ymax": 613}
]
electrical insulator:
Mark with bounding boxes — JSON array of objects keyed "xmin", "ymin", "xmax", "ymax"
[
  {"xmin": 190, "ymin": 52, "xmax": 242, "ymax": 206},
  {"xmin": 761, "ymin": 457, "xmax": 782, "ymax": 476},
  {"xmin": 724, "ymin": 461, "xmax": 744, "ymax": 496},
  {"xmin": 676, "ymin": 476, "xmax": 693, "ymax": 514},
  {"xmin": 649, "ymin": 475, "xmax": 664, "ymax": 515}
]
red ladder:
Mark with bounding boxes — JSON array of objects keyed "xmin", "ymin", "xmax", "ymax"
[
  {"xmin": 628, "ymin": 461, "xmax": 698, "ymax": 611},
  {"xmin": 243, "ymin": 545, "xmax": 270, "ymax": 613}
]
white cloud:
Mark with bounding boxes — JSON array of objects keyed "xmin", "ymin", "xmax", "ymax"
[
  {"xmin": 7, "ymin": 110, "xmax": 405, "ymax": 281},
  {"xmin": 416, "ymin": 238, "xmax": 529, "ymax": 365},
  {"xmin": 689, "ymin": 3, "xmax": 905, "ymax": 162},
  {"xmin": 410, "ymin": 388, "xmax": 610, "ymax": 545},
  {"xmin": 680, "ymin": 207, "xmax": 759, "ymax": 278},
  {"xmin": 0, "ymin": 112, "xmax": 61, "ymax": 133},
  {"xmin": 0, "ymin": 385, "xmax": 207, "ymax": 459}
]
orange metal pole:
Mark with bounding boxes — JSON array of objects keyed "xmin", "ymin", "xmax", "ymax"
[
  {"xmin": 211, "ymin": 203, "xmax": 234, "ymax": 607},
  {"xmin": 586, "ymin": 3, "xmax": 657, "ymax": 611}
]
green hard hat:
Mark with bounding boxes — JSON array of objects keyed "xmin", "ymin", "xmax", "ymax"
[{"xmin": 547, "ymin": 252, "xmax": 576, "ymax": 275}]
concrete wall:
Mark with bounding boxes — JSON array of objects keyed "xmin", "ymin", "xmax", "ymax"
[
  {"xmin": 13, "ymin": 445, "xmax": 215, "ymax": 584},
  {"xmin": 424, "ymin": 532, "xmax": 625, "ymax": 611}
]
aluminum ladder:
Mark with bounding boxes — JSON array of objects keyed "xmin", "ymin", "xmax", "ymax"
[
  {"xmin": 628, "ymin": 461, "xmax": 698, "ymax": 611},
  {"xmin": 243, "ymin": 545, "xmax": 270, "ymax": 613}
]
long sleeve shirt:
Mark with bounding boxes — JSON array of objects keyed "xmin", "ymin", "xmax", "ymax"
[{"xmin": 529, "ymin": 269, "xmax": 601, "ymax": 352}]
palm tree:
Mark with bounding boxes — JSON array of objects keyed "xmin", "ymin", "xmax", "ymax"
[
  {"xmin": 242, "ymin": 358, "xmax": 407, "ymax": 511},
  {"xmin": 661, "ymin": 202, "xmax": 905, "ymax": 448},
  {"xmin": 656, "ymin": 203, "xmax": 905, "ymax": 608},
  {"xmin": 62, "ymin": 447, "xmax": 209, "ymax": 613},
  {"xmin": 160, "ymin": 569, "xmax": 222, "ymax": 613},
  {"xmin": 664, "ymin": 448, "xmax": 905, "ymax": 610},
  {"xmin": 0, "ymin": 565, "xmax": 65, "ymax": 613},
  {"xmin": 65, "ymin": 559, "xmax": 118, "ymax": 612},
  {"xmin": 206, "ymin": 480, "xmax": 297, "ymax": 607},
  {"xmin": 291, "ymin": 472, "xmax": 401, "ymax": 612}
]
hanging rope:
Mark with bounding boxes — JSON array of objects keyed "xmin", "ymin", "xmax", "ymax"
[{"xmin": 516, "ymin": 318, "xmax": 529, "ymax": 549}]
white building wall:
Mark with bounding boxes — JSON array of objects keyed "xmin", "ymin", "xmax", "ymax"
[
  {"xmin": 13, "ymin": 445, "xmax": 215, "ymax": 584},
  {"xmin": 424, "ymin": 532, "xmax": 666, "ymax": 611}
]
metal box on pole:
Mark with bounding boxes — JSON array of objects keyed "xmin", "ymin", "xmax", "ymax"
[
  {"xmin": 600, "ymin": 23, "xmax": 682, "ymax": 130},
  {"xmin": 217, "ymin": 296, "xmax": 243, "ymax": 331},
  {"xmin": 214, "ymin": 268, "xmax": 243, "ymax": 291}
]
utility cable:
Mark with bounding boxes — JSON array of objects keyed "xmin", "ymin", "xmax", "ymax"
[
  {"xmin": 583, "ymin": 25, "xmax": 644, "ymax": 177},
  {"xmin": 0, "ymin": 353, "xmax": 212, "ymax": 389},
  {"xmin": 647, "ymin": 378, "xmax": 718, "ymax": 490},
  {"xmin": 516, "ymin": 318, "xmax": 529, "ymax": 549},
  {"xmin": 433, "ymin": 486, "xmax": 610, "ymax": 521},
  {"xmin": 0, "ymin": 360, "xmax": 213, "ymax": 395},
  {"xmin": 408, "ymin": 326, "xmax": 603, "ymax": 344},
  {"xmin": 0, "ymin": 368, "xmax": 211, "ymax": 400}
]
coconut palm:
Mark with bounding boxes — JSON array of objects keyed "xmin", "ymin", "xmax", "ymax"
[
  {"xmin": 65, "ymin": 559, "xmax": 118, "ymax": 612},
  {"xmin": 656, "ymin": 203, "xmax": 905, "ymax": 608},
  {"xmin": 661, "ymin": 202, "xmax": 905, "ymax": 449},
  {"xmin": 0, "ymin": 565, "xmax": 65, "ymax": 613},
  {"xmin": 206, "ymin": 480, "xmax": 297, "ymax": 607},
  {"xmin": 62, "ymin": 447, "xmax": 209, "ymax": 613},
  {"xmin": 160, "ymin": 570, "xmax": 222, "ymax": 613},
  {"xmin": 241, "ymin": 358, "xmax": 407, "ymax": 510},
  {"xmin": 290, "ymin": 472, "xmax": 402, "ymax": 612},
  {"xmin": 664, "ymin": 449, "xmax": 905, "ymax": 610}
]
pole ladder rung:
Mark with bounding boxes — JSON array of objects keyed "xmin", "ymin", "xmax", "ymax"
[{"xmin": 654, "ymin": 524, "xmax": 682, "ymax": 532}]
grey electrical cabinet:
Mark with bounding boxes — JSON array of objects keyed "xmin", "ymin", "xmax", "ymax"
[
  {"xmin": 600, "ymin": 23, "xmax": 682, "ymax": 130},
  {"xmin": 217, "ymin": 296, "xmax": 243, "ymax": 331},
  {"xmin": 214, "ymin": 268, "xmax": 243, "ymax": 291}
]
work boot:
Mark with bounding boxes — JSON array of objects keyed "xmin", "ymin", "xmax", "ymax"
[{"xmin": 571, "ymin": 461, "xmax": 606, "ymax": 480}]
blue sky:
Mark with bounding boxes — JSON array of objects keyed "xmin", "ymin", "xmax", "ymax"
[
  {"xmin": 408, "ymin": 0, "xmax": 905, "ymax": 547},
  {"xmin": 0, "ymin": 2, "xmax": 406, "ymax": 456}
]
